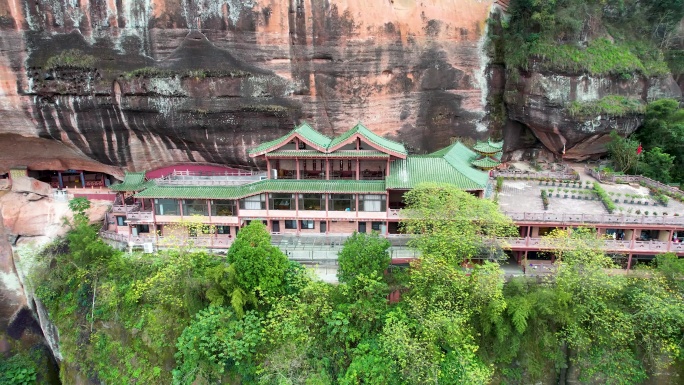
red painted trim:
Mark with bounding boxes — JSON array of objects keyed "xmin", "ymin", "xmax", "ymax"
[
  {"xmin": 327, "ymin": 133, "xmax": 407, "ymax": 159},
  {"xmin": 250, "ymin": 132, "xmax": 328, "ymax": 157}
]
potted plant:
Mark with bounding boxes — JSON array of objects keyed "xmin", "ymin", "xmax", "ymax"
[
  {"xmin": 636, "ymin": 209, "xmax": 641, "ymax": 215},
  {"xmin": 563, "ymin": 189, "xmax": 569, "ymax": 198},
  {"xmin": 645, "ymin": 211, "xmax": 649, "ymax": 215}
]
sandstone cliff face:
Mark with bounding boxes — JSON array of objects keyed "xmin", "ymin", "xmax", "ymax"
[
  {"xmin": 0, "ymin": 178, "xmax": 109, "ymax": 379},
  {"xmin": 504, "ymin": 71, "xmax": 682, "ymax": 160},
  {"xmin": 0, "ymin": 0, "xmax": 498, "ymax": 174}
]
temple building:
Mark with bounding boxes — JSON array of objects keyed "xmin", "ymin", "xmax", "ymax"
[
  {"xmin": 103, "ymin": 122, "xmax": 488, "ymax": 242},
  {"xmin": 470, "ymin": 139, "xmax": 503, "ymax": 171},
  {"xmin": 98, "ymin": 123, "xmax": 684, "ymax": 269}
]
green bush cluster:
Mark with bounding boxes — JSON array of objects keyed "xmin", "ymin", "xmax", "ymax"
[
  {"xmin": 540, "ymin": 190, "xmax": 549, "ymax": 209},
  {"xmin": 126, "ymin": 67, "xmax": 251, "ymax": 79},
  {"xmin": 593, "ymin": 182, "xmax": 616, "ymax": 213},
  {"xmin": 568, "ymin": 95, "xmax": 645, "ymax": 117},
  {"xmin": 44, "ymin": 49, "xmax": 97, "ymax": 70},
  {"xmin": 33, "ymin": 192, "xmax": 684, "ymax": 384},
  {"xmin": 496, "ymin": 176, "xmax": 504, "ymax": 192},
  {"xmin": 526, "ymin": 39, "xmax": 669, "ymax": 77},
  {"xmin": 0, "ymin": 354, "xmax": 37, "ymax": 385},
  {"xmin": 501, "ymin": 0, "xmax": 682, "ymax": 77}
]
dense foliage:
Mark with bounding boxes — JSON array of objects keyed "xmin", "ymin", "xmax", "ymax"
[
  {"xmin": 31, "ymin": 190, "xmax": 684, "ymax": 384},
  {"xmin": 500, "ymin": 0, "xmax": 684, "ymax": 76},
  {"xmin": 402, "ymin": 183, "xmax": 517, "ymax": 264},
  {"xmin": 608, "ymin": 99, "xmax": 684, "ymax": 186},
  {"xmin": 337, "ymin": 232, "xmax": 391, "ymax": 284}
]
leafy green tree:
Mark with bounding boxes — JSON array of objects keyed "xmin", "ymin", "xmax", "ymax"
[
  {"xmin": 173, "ymin": 306, "xmax": 264, "ymax": 384},
  {"xmin": 206, "ymin": 221, "xmax": 289, "ymax": 317},
  {"xmin": 607, "ymin": 130, "xmax": 639, "ymax": 173},
  {"xmin": 636, "ymin": 99, "xmax": 684, "ymax": 184},
  {"xmin": 68, "ymin": 197, "xmax": 91, "ymax": 223},
  {"xmin": 401, "ymin": 183, "xmax": 516, "ymax": 265},
  {"xmin": 640, "ymin": 146, "xmax": 675, "ymax": 182},
  {"xmin": 655, "ymin": 252, "xmax": 684, "ymax": 291},
  {"xmin": 337, "ymin": 231, "xmax": 391, "ymax": 284}
]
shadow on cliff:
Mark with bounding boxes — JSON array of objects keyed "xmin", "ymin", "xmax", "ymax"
[{"xmin": 159, "ymin": 30, "xmax": 271, "ymax": 75}]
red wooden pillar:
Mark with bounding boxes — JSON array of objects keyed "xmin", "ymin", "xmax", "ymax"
[
  {"xmin": 326, "ymin": 159, "xmax": 330, "ymax": 180},
  {"xmin": 296, "ymin": 158, "xmax": 300, "ymax": 180},
  {"xmin": 266, "ymin": 158, "xmax": 271, "ymax": 179},
  {"xmin": 356, "ymin": 159, "xmax": 360, "ymax": 180}
]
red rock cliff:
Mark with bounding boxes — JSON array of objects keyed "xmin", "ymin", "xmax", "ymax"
[{"xmin": 0, "ymin": 0, "xmax": 498, "ymax": 174}]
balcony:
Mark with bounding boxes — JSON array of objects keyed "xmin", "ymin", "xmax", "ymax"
[
  {"xmin": 156, "ymin": 170, "xmax": 265, "ymax": 186},
  {"xmin": 100, "ymin": 230, "xmax": 234, "ymax": 249},
  {"xmin": 496, "ymin": 237, "xmax": 684, "ymax": 254},
  {"xmin": 127, "ymin": 211, "xmax": 153, "ymax": 222},
  {"xmin": 503, "ymin": 212, "xmax": 684, "ymax": 226},
  {"xmin": 112, "ymin": 203, "xmax": 141, "ymax": 213}
]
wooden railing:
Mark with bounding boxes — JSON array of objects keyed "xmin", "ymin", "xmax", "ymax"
[
  {"xmin": 170, "ymin": 170, "xmax": 256, "ymax": 177},
  {"xmin": 112, "ymin": 204, "xmax": 140, "ymax": 213},
  {"xmin": 502, "ymin": 212, "xmax": 684, "ymax": 226},
  {"xmin": 586, "ymin": 169, "xmax": 682, "ymax": 197},
  {"xmin": 127, "ymin": 211, "xmax": 153, "ymax": 221},
  {"xmin": 497, "ymin": 237, "xmax": 684, "ymax": 253},
  {"xmin": 493, "ymin": 170, "xmax": 579, "ymax": 181},
  {"xmin": 156, "ymin": 170, "xmax": 265, "ymax": 186},
  {"xmin": 100, "ymin": 231, "xmax": 234, "ymax": 249}
]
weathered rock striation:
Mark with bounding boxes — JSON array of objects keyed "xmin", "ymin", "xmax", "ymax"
[
  {"xmin": 0, "ymin": 0, "xmax": 499, "ymax": 174},
  {"xmin": 504, "ymin": 72, "xmax": 682, "ymax": 160}
]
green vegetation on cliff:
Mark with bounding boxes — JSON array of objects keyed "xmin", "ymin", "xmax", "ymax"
[
  {"xmin": 568, "ymin": 95, "xmax": 645, "ymax": 117},
  {"xmin": 44, "ymin": 49, "xmax": 97, "ymax": 70},
  {"xmin": 502, "ymin": 0, "xmax": 684, "ymax": 76},
  {"xmin": 31, "ymin": 190, "xmax": 684, "ymax": 384},
  {"xmin": 608, "ymin": 99, "xmax": 684, "ymax": 186}
]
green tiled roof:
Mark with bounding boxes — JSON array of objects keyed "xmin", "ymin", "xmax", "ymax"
[
  {"xmin": 249, "ymin": 122, "xmax": 332, "ymax": 155},
  {"xmin": 250, "ymin": 122, "xmax": 406, "ymax": 157},
  {"xmin": 109, "ymin": 172, "xmax": 149, "ymax": 191},
  {"xmin": 473, "ymin": 139, "xmax": 504, "ymax": 154},
  {"xmin": 426, "ymin": 142, "xmax": 458, "ymax": 157},
  {"xmin": 134, "ymin": 180, "xmax": 386, "ymax": 200},
  {"xmin": 265, "ymin": 150, "xmax": 389, "ymax": 158},
  {"xmin": 386, "ymin": 156, "xmax": 488, "ymax": 190},
  {"xmin": 443, "ymin": 143, "xmax": 490, "ymax": 184},
  {"xmin": 329, "ymin": 123, "xmax": 407, "ymax": 156},
  {"xmin": 471, "ymin": 157, "xmax": 502, "ymax": 169}
]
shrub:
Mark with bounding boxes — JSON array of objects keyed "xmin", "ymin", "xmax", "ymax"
[
  {"xmin": 593, "ymin": 182, "xmax": 616, "ymax": 214},
  {"xmin": 45, "ymin": 49, "xmax": 97, "ymax": 70},
  {"xmin": 338, "ymin": 232, "xmax": 391, "ymax": 284},
  {"xmin": 541, "ymin": 190, "xmax": 549, "ymax": 210},
  {"xmin": 496, "ymin": 176, "xmax": 504, "ymax": 192}
]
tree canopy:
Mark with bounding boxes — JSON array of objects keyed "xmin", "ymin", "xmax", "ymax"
[
  {"xmin": 337, "ymin": 232, "xmax": 391, "ymax": 284},
  {"xmin": 401, "ymin": 183, "xmax": 517, "ymax": 265}
]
